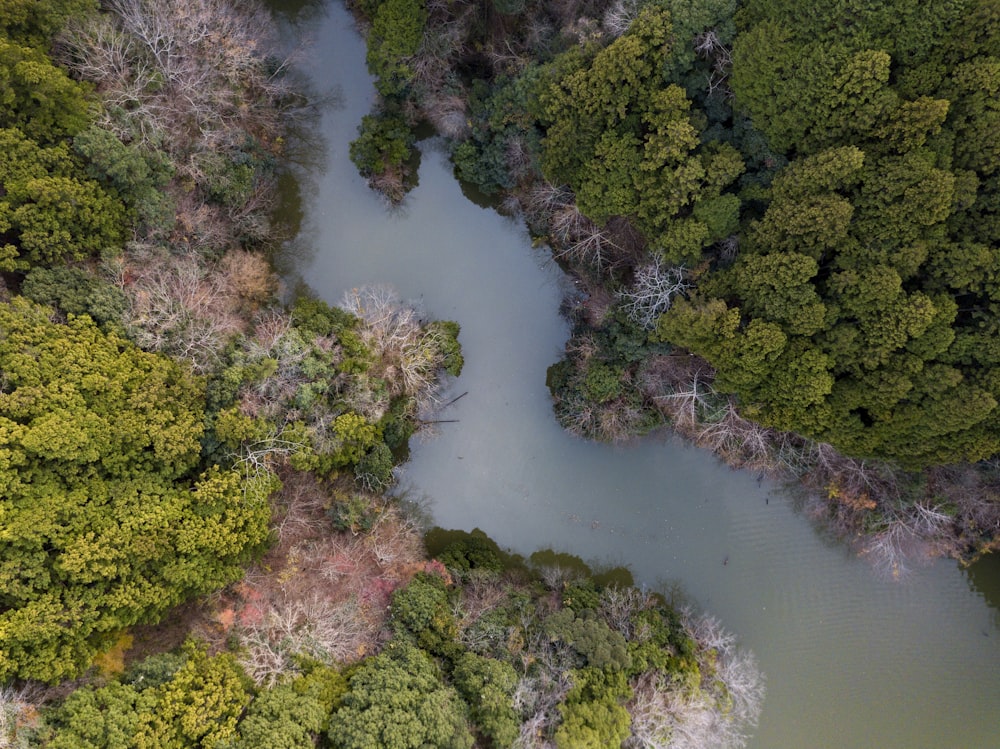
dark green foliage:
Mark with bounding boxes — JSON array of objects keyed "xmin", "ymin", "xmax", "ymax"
[
  {"xmin": 663, "ymin": 0, "xmax": 1000, "ymax": 467},
  {"xmin": 452, "ymin": 73, "xmax": 544, "ymax": 195},
  {"xmin": 544, "ymin": 610, "xmax": 632, "ymax": 671},
  {"xmin": 234, "ymin": 684, "xmax": 326, "ymax": 749},
  {"xmin": 121, "ymin": 652, "xmax": 187, "ymax": 691},
  {"xmin": 561, "ymin": 577, "xmax": 602, "ymax": 612},
  {"xmin": 0, "ymin": 299, "xmax": 272, "ymax": 682},
  {"xmin": 583, "ymin": 361, "xmax": 624, "ymax": 403},
  {"xmin": 72, "ymin": 125, "xmax": 175, "ymax": 234},
  {"xmin": 350, "ymin": 108, "xmax": 415, "ymax": 178},
  {"xmin": 330, "ymin": 641, "xmax": 474, "ymax": 749},
  {"xmin": 38, "ymin": 682, "xmax": 143, "ymax": 749},
  {"xmin": 0, "ymin": 0, "xmax": 97, "ymax": 46},
  {"xmin": 379, "ymin": 396, "xmax": 418, "ymax": 451},
  {"xmin": 452, "ymin": 653, "xmax": 519, "ymax": 748},
  {"xmin": 21, "ymin": 266, "xmax": 127, "ymax": 327},
  {"xmin": 312, "ymin": 532, "xmax": 760, "ymax": 747},
  {"xmin": 390, "ymin": 573, "xmax": 460, "ymax": 658},
  {"xmin": 194, "ymin": 149, "xmax": 259, "ymax": 211},
  {"xmin": 538, "ymin": 7, "xmax": 744, "ymax": 263},
  {"xmin": 355, "ymin": 440, "xmax": 395, "ymax": 490},
  {"xmin": 662, "ymin": 0, "xmax": 738, "ymax": 75},
  {"xmin": 430, "ymin": 527, "xmax": 508, "ymax": 577},
  {"xmin": 427, "ymin": 320, "xmax": 464, "ymax": 376},
  {"xmin": 547, "ymin": 310, "xmax": 670, "ymax": 440}
]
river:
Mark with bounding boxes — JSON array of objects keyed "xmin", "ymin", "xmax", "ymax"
[{"xmin": 269, "ymin": 2, "xmax": 1000, "ymax": 746}]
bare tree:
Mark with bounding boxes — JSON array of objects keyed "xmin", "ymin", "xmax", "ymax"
[
  {"xmin": 693, "ymin": 29, "xmax": 734, "ymax": 99},
  {"xmin": 623, "ymin": 610, "xmax": 767, "ymax": 749},
  {"xmin": 340, "ymin": 285, "xmax": 456, "ymax": 418},
  {"xmin": 123, "ymin": 248, "xmax": 245, "ymax": 371},
  {"xmin": 603, "ymin": 0, "xmax": 641, "ymax": 38},
  {"xmin": 0, "ymin": 683, "xmax": 42, "ymax": 749},
  {"xmin": 621, "ymin": 259, "xmax": 690, "ymax": 329},
  {"xmin": 598, "ymin": 585, "xmax": 650, "ymax": 639},
  {"xmin": 237, "ymin": 594, "xmax": 370, "ymax": 685},
  {"xmin": 550, "ymin": 204, "xmax": 624, "ymax": 273}
]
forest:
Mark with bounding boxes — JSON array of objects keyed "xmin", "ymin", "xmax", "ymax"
[
  {"xmin": 346, "ymin": 0, "xmax": 1000, "ymax": 567},
  {"xmin": 1, "ymin": 0, "xmax": 765, "ymax": 747}
]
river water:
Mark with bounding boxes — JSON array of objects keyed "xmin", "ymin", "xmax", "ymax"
[{"xmin": 270, "ymin": 2, "xmax": 1000, "ymax": 746}]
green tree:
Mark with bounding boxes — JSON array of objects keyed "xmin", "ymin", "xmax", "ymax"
[
  {"xmin": 41, "ymin": 644, "xmax": 253, "ymax": 749},
  {"xmin": 452, "ymin": 653, "xmax": 519, "ymax": 748},
  {"xmin": 72, "ymin": 124, "xmax": 176, "ymax": 234},
  {"xmin": 0, "ymin": 128, "xmax": 125, "ymax": 270},
  {"xmin": 389, "ymin": 573, "xmax": 459, "ymax": 657},
  {"xmin": 0, "ymin": 0, "xmax": 97, "ymax": 46},
  {"xmin": 0, "ymin": 37, "xmax": 92, "ymax": 140},
  {"xmin": 554, "ymin": 668, "xmax": 631, "ymax": 749},
  {"xmin": 660, "ymin": 0, "xmax": 1000, "ymax": 466},
  {"xmin": 21, "ymin": 266, "xmax": 128, "ymax": 328},
  {"xmin": 365, "ymin": 0, "xmax": 427, "ymax": 97},
  {"xmin": 329, "ymin": 641, "xmax": 473, "ymax": 749},
  {"xmin": 235, "ymin": 685, "xmax": 326, "ymax": 749},
  {"xmin": 538, "ymin": 6, "xmax": 744, "ymax": 263},
  {"xmin": 0, "ymin": 300, "xmax": 272, "ymax": 682},
  {"xmin": 3, "ymin": 175, "xmax": 124, "ymax": 265}
]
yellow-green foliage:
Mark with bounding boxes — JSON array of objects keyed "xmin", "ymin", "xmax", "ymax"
[
  {"xmin": 42, "ymin": 644, "xmax": 254, "ymax": 749},
  {"xmin": 92, "ymin": 634, "xmax": 134, "ymax": 679},
  {"xmin": 0, "ymin": 299, "xmax": 271, "ymax": 682},
  {"xmin": 0, "ymin": 128, "xmax": 124, "ymax": 270}
]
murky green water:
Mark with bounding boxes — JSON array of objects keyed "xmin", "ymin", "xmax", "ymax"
[{"xmin": 269, "ymin": 2, "xmax": 1000, "ymax": 745}]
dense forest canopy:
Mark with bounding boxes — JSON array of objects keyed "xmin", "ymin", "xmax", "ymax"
[
  {"xmin": 0, "ymin": 299, "xmax": 273, "ymax": 683},
  {"xmin": 660, "ymin": 0, "xmax": 1000, "ymax": 467},
  {"xmin": 365, "ymin": 0, "xmax": 1000, "ymax": 469},
  {"xmin": 340, "ymin": 0, "xmax": 1000, "ymax": 560},
  {"xmin": 4, "ymin": 0, "xmax": 1000, "ymax": 742},
  {"xmin": 0, "ymin": 0, "xmax": 462, "ymax": 689}
]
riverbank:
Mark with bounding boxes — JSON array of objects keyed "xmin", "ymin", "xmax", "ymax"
[
  {"xmin": 0, "ymin": 2, "xmax": 765, "ymax": 747},
  {"xmin": 274, "ymin": 3, "xmax": 1000, "ymax": 745},
  {"xmin": 342, "ymin": 0, "xmax": 1000, "ymax": 569}
]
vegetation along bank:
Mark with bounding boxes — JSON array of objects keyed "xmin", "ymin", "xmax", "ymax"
[
  {"xmin": 0, "ymin": 1, "xmax": 762, "ymax": 747},
  {"xmin": 346, "ymin": 0, "xmax": 1000, "ymax": 570}
]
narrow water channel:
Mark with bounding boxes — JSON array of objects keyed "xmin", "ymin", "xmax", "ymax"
[{"xmin": 271, "ymin": 2, "xmax": 1000, "ymax": 746}]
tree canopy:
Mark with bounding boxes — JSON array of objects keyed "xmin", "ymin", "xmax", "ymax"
[
  {"xmin": 0, "ymin": 300, "xmax": 271, "ymax": 682},
  {"xmin": 655, "ymin": 0, "xmax": 1000, "ymax": 467},
  {"xmin": 538, "ymin": 5, "xmax": 744, "ymax": 264}
]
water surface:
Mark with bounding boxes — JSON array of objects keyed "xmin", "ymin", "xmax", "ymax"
[{"xmin": 271, "ymin": 3, "xmax": 1000, "ymax": 746}]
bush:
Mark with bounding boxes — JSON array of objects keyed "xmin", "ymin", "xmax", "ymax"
[
  {"xmin": 355, "ymin": 441, "xmax": 395, "ymax": 491},
  {"xmin": 329, "ymin": 493, "xmax": 383, "ymax": 535},
  {"xmin": 390, "ymin": 574, "xmax": 459, "ymax": 657}
]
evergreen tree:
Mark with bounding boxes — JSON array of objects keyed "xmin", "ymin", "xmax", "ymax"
[{"xmin": 0, "ymin": 300, "xmax": 272, "ymax": 682}]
